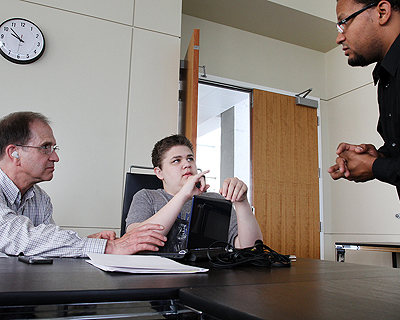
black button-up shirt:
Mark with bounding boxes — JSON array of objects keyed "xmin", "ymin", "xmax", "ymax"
[{"xmin": 372, "ymin": 34, "xmax": 400, "ymax": 197}]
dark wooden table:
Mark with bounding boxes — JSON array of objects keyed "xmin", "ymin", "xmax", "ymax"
[{"xmin": 2, "ymin": 256, "xmax": 400, "ymax": 319}]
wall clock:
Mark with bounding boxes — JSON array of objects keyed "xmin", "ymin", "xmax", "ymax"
[{"xmin": 0, "ymin": 18, "xmax": 45, "ymax": 64}]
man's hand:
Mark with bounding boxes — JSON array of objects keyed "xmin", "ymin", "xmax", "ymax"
[
  {"xmin": 328, "ymin": 143, "xmax": 361, "ymax": 179},
  {"xmin": 328, "ymin": 142, "xmax": 382, "ymax": 181},
  {"xmin": 88, "ymin": 230, "xmax": 117, "ymax": 240},
  {"xmin": 339, "ymin": 150, "xmax": 376, "ymax": 182},
  {"xmin": 219, "ymin": 177, "xmax": 248, "ymax": 202},
  {"xmin": 337, "ymin": 143, "xmax": 381, "ymax": 157},
  {"xmin": 104, "ymin": 223, "xmax": 166, "ymax": 255}
]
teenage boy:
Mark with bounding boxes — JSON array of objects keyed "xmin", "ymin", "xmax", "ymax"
[{"xmin": 126, "ymin": 134, "xmax": 262, "ymax": 252}]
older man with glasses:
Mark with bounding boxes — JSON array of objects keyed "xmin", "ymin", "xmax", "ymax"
[
  {"xmin": 0, "ymin": 111, "xmax": 166, "ymax": 257},
  {"xmin": 328, "ymin": 0, "xmax": 400, "ymax": 200}
]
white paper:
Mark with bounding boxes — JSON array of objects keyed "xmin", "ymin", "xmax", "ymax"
[
  {"xmin": 87, "ymin": 253, "xmax": 208, "ymax": 274},
  {"xmin": 0, "ymin": 252, "xmax": 8, "ymax": 258}
]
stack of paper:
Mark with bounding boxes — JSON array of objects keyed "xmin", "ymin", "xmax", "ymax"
[{"xmin": 87, "ymin": 253, "xmax": 208, "ymax": 274}]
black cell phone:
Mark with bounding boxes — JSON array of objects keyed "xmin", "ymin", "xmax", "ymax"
[
  {"xmin": 196, "ymin": 175, "xmax": 206, "ymax": 189},
  {"xmin": 18, "ymin": 256, "xmax": 53, "ymax": 264}
]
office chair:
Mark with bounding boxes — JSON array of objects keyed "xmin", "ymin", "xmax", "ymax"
[{"xmin": 120, "ymin": 165, "xmax": 163, "ymax": 237}]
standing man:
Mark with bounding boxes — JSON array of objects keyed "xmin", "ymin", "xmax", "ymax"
[
  {"xmin": 0, "ymin": 111, "xmax": 166, "ymax": 257},
  {"xmin": 328, "ymin": 0, "xmax": 400, "ymax": 199}
]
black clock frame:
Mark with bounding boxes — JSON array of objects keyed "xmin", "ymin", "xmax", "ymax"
[{"xmin": 0, "ymin": 17, "xmax": 45, "ymax": 64}]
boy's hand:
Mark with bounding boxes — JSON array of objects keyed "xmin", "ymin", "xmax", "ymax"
[
  {"xmin": 88, "ymin": 230, "xmax": 117, "ymax": 240},
  {"xmin": 180, "ymin": 170, "xmax": 210, "ymax": 200},
  {"xmin": 220, "ymin": 177, "xmax": 247, "ymax": 202}
]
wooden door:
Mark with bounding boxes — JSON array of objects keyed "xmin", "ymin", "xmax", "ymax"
[
  {"xmin": 181, "ymin": 29, "xmax": 200, "ymax": 154},
  {"xmin": 251, "ymin": 89, "xmax": 320, "ymax": 259}
]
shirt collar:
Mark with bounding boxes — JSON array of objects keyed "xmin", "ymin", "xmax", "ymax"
[
  {"xmin": 373, "ymin": 34, "xmax": 400, "ymax": 85},
  {"xmin": 0, "ymin": 168, "xmax": 34, "ymax": 206}
]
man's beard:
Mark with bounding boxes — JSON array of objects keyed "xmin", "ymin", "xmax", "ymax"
[{"xmin": 348, "ymin": 52, "xmax": 369, "ymax": 67}]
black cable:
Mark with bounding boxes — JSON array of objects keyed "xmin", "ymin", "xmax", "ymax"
[{"xmin": 207, "ymin": 240, "xmax": 291, "ymax": 268}]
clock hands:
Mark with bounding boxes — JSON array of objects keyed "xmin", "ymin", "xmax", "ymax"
[
  {"xmin": 10, "ymin": 28, "xmax": 24, "ymax": 43},
  {"xmin": 11, "ymin": 33, "xmax": 24, "ymax": 43}
]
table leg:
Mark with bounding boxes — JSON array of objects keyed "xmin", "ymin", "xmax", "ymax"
[
  {"xmin": 336, "ymin": 248, "xmax": 345, "ymax": 262},
  {"xmin": 392, "ymin": 252, "xmax": 398, "ymax": 268}
]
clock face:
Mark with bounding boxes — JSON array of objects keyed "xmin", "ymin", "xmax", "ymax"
[{"xmin": 0, "ymin": 18, "xmax": 45, "ymax": 64}]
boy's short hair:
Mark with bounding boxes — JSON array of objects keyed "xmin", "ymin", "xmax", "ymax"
[
  {"xmin": 0, "ymin": 111, "xmax": 50, "ymax": 159},
  {"xmin": 152, "ymin": 134, "xmax": 193, "ymax": 168}
]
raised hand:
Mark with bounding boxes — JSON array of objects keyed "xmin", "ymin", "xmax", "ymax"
[
  {"xmin": 219, "ymin": 177, "xmax": 248, "ymax": 202},
  {"xmin": 179, "ymin": 170, "xmax": 210, "ymax": 200}
]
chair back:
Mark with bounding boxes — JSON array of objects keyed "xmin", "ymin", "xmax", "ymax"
[{"xmin": 120, "ymin": 166, "xmax": 163, "ymax": 236}]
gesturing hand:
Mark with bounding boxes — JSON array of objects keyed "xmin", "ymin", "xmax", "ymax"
[
  {"xmin": 219, "ymin": 177, "xmax": 248, "ymax": 202},
  {"xmin": 328, "ymin": 142, "xmax": 381, "ymax": 181},
  {"xmin": 179, "ymin": 170, "xmax": 210, "ymax": 200},
  {"xmin": 339, "ymin": 150, "xmax": 376, "ymax": 182}
]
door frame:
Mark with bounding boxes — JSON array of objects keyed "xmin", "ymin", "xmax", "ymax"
[
  {"xmin": 197, "ymin": 78, "xmax": 253, "ymax": 200},
  {"xmin": 195, "ymin": 74, "xmax": 325, "ymax": 259}
]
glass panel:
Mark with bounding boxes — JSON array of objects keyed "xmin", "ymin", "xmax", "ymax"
[{"xmin": 197, "ymin": 83, "xmax": 251, "ymax": 197}]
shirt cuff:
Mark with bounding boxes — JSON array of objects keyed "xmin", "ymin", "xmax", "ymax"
[
  {"xmin": 82, "ymin": 237, "xmax": 108, "ymax": 256},
  {"xmin": 372, "ymin": 157, "xmax": 393, "ymax": 184}
]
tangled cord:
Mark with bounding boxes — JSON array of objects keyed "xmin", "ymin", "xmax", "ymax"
[{"xmin": 207, "ymin": 240, "xmax": 291, "ymax": 268}]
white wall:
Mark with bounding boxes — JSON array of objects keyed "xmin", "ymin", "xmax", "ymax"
[
  {"xmin": 1, "ymin": 0, "xmax": 182, "ymax": 236},
  {"xmin": 181, "ymin": 15, "xmax": 327, "ymax": 99}
]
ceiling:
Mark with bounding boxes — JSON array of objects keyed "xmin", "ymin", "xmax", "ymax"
[
  {"xmin": 198, "ymin": 84, "xmax": 249, "ymax": 124},
  {"xmin": 182, "ymin": 0, "xmax": 338, "ymax": 53}
]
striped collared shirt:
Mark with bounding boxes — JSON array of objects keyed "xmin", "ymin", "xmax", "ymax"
[{"xmin": 0, "ymin": 169, "xmax": 106, "ymax": 257}]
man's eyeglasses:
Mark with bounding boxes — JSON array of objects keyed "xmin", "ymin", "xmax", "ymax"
[
  {"xmin": 16, "ymin": 145, "xmax": 60, "ymax": 155},
  {"xmin": 337, "ymin": 2, "xmax": 379, "ymax": 33}
]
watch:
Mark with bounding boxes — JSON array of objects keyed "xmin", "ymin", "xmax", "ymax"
[{"xmin": 0, "ymin": 18, "xmax": 45, "ymax": 64}]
